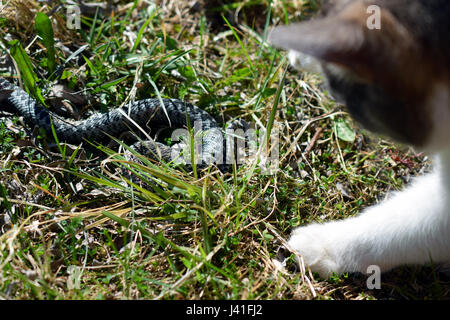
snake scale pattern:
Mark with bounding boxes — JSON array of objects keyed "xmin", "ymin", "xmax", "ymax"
[{"xmin": 0, "ymin": 77, "xmax": 227, "ymax": 166}]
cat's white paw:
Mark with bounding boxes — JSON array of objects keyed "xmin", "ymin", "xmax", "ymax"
[
  {"xmin": 288, "ymin": 224, "xmax": 345, "ymax": 278},
  {"xmin": 287, "ymin": 50, "xmax": 322, "ymax": 73}
]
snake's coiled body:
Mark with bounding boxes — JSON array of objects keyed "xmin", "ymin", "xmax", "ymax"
[{"xmin": 0, "ymin": 77, "xmax": 225, "ymax": 166}]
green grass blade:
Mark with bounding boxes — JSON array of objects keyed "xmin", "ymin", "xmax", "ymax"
[
  {"xmin": 8, "ymin": 40, "xmax": 47, "ymax": 106},
  {"xmin": 266, "ymin": 64, "xmax": 288, "ymax": 147},
  {"xmin": 100, "ymin": 75, "xmax": 129, "ymax": 90},
  {"xmin": 222, "ymin": 15, "xmax": 255, "ymax": 74},
  {"xmin": 49, "ymin": 118, "xmax": 65, "ymax": 159},
  {"xmin": 131, "ymin": 13, "xmax": 157, "ymax": 53},
  {"xmin": 35, "ymin": 12, "xmax": 56, "ymax": 74}
]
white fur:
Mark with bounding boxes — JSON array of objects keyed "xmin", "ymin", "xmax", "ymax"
[
  {"xmin": 286, "ymin": 49, "xmax": 450, "ymax": 277},
  {"xmin": 289, "ymin": 51, "xmax": 450, "ymax": 277},
  {"xmin": 286, "ymin": 50, "xmax": 450, "ymax": 277},
  {"xmin": 288, "ymin": 51, "xmax": 323, "ymax": 74},
  {"xmin": 290, "ymin": 148, "xmax": 450, "ymax": 278}
]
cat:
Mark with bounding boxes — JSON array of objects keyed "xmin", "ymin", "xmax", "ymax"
[{"xmin": 269, "ymin": 0, "xmax": 450, "ymax": 278}]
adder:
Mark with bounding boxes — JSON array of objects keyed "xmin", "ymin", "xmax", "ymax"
[{"xmin": 0, "ymin": 77, "xmax": 244, "ymax": 168}]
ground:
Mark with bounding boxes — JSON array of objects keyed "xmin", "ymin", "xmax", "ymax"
[{"xmin": 0, "ymin": 0, "xmax": 449, "ymax": 300}]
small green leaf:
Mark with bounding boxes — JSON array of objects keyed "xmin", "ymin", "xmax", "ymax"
[
  {"xmin": 156, "ymin": 33, "xmax": 178, "ymax": 51},
  {"xmin": 230, "ymin": 67, "xmax": 252, "ymax": 82},
  {"xmin": 261, "ymin": 87, "xmax": 277, "ymax": 99},
  {"xmin": 335, "ymin": 119, "xmax": 356, "ymax": 142}
]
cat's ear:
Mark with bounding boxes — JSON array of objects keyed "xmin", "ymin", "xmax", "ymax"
[{"xmin": 269, "ymin": 2, "xmax": 414, "ymax": 80}]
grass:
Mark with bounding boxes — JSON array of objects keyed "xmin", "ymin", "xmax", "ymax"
[{"xmin": 0, "ymin": 0, "xmax": 449, "ymax": 300}]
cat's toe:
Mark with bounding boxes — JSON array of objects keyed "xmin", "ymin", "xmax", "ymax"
[{"xmin": 288, "ymin": 224, "xmax": 342, "ymax": 278}]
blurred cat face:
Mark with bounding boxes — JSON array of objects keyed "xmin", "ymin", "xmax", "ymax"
[{"xmin": 269, "ymin": 0, "xmax": 450, "ymax": 151}]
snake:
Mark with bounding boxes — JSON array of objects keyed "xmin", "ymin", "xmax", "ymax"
[{"xmin": 0, "ymin": 77, "xmax": 240, "ymax": 168}]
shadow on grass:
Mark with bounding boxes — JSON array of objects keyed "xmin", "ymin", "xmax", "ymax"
[{"xmin": 335, "ymin": 265, "xmax": 450, "ymax": 300}]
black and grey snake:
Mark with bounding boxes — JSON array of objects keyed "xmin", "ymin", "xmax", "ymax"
[{"xmin": 0, "ymin": 77, "xmax": 243, "ymax": 168}]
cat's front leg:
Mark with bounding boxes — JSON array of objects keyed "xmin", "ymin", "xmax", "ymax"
[
  {"xmin": 288, "ymin": 169, "xmax": 450, "ymax": 278},
  {"xmin": 288, "ymin": 216, "xmax": 388, "ymax": 277},
  {"xmin": 288, "ymin": 221, "xmax": 352, "ymax": 277}
]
